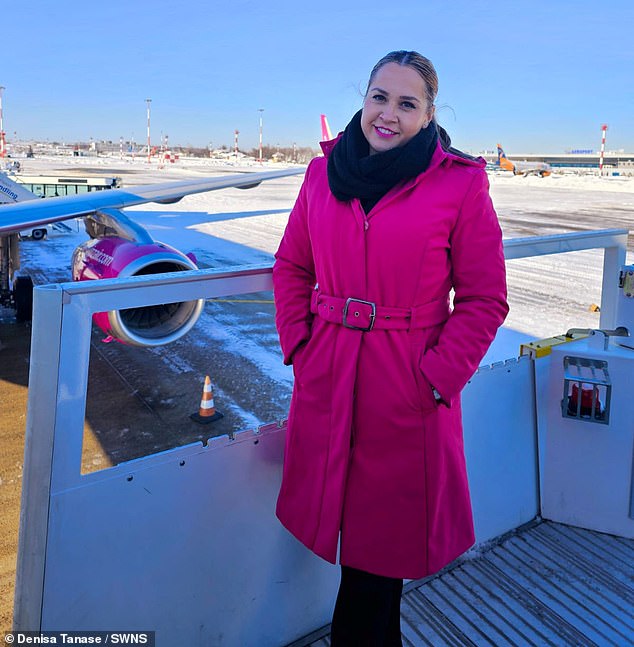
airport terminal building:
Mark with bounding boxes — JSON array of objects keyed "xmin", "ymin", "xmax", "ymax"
[{"xmin": 483, "ymin": 150, "xmax": 634, "ymax": 173}]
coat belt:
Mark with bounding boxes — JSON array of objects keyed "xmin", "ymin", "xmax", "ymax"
[{"xmin": 310, "ymin": 291, "xmax": 450, "ymax": 331}]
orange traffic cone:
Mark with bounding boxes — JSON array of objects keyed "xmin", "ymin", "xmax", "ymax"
[{"xmin": 190, "ymin": 375, "xmax": 224, "ymax": 424}]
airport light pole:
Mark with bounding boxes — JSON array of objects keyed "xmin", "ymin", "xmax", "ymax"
[
  {"xmin": 258, "ymin": 108, "xmax": 264, "ymax": 163},
  {"xmin": 599, "ymin": 124, "xmax": 608, "ymax": 176},
  {"xmin": 234, "ymin": 129, "xmax": 239, "ymax": 161},
  {"xmin": 0, "ymin": 86, "xmax": 6, "ymax": 158},
  {"xmin": 146, "ymin": 98, "xmax": 152, "ymax": 164}
]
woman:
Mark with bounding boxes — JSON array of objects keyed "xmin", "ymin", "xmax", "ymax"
[{"xmin": 273, "ymin": 50, "xmax": 508, "ymax": 645}]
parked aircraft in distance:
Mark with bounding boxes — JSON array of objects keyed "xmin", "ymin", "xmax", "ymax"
[
  {"xmin": 0, "ymin": 166, "xmax": 304, "ymax": 346},
  {"xmin": 320, "ymin": 115, "xmax": 333, "ymax": 142},
  {"xmin": 497, "ymin": 144, "xmax": 552, "ymax": 177}
]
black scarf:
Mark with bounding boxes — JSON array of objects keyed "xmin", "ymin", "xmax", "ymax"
[{"xmin": 327, "ymin": 109, "xmax": 441, "ymax": 213}]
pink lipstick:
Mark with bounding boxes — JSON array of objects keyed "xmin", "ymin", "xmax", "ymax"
[{"xmin": 374, "ymin": 126, "xmax": 397, "ymax": 138}]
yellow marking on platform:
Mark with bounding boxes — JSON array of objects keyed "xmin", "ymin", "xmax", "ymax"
[{"xmin": 520, "ymin": 331, "xmax": 589, "ymax": 358}]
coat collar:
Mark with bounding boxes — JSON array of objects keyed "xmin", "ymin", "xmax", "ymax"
[{"xmin": 319, "ymin": 134, "xmax": 342, "ymax": 158}]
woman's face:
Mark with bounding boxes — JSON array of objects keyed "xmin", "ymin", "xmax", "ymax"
[{"xmin": 361, "ymin": 62, "xmax": 434, "ymax": 155}]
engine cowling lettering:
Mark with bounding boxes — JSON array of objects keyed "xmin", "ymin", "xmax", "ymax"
[{"xmin": 85, "ymin": 248, "xmax": 114, "ymax": 267}]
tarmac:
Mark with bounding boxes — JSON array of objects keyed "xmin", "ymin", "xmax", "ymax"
[{"xmin": 0, "ymin": 314, "xmax": 29, "ymax": 630}]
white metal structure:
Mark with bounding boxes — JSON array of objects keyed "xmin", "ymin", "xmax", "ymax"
[
  {"xmin": 13, "ymin": 230, "xmax": 631, "ymax": 645},
  {"xmin": 542, "ymin": 334, "xmax": 634, "ymax": 536}
]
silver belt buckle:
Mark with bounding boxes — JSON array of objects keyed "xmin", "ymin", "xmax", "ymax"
[{"xmin": 343, "ymin": 298, "xmax": 376, "ymax": 331}]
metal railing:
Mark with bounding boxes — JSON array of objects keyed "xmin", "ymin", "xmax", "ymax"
[
  {"xmin": 502, "ymin": 228, "xmax": 628, "ymax": 329},
  {"xmin": 42, "ymin": 226, "xmax": 630, "ymax": 320}
]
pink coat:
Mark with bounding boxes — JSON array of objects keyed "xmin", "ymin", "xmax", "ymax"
[{"xmin": 273, "ymin": 139, "xmax": 508, "ymax": 579}]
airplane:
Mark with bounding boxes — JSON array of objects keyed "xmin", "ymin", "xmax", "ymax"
[
  {"xmin": 496, "ymin": 144, "xmax": 552, "ymax": 177},
  {"xmin": 0, "ymin": 166, "xmax": 304, "ymax": 346}
]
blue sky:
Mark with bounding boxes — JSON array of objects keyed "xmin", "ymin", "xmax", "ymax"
[{"xmin": 3, "ymin": 1, "xmax": 633, "ymax": 153}]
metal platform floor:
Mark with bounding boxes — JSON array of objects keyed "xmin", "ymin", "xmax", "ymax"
[{"xmin": 301, "ymin": 520, "xmax": 634, "ymax": 647}]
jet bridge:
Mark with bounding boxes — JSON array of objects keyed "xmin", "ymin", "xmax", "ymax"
[{"xmin": 12, "ymin": 229, "xmax": 632, "ymax": 645}]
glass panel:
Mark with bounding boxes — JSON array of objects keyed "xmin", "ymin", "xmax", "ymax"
[{"xmin": 80, "ymin": 289, "xmax": 288, "ymax": 474}]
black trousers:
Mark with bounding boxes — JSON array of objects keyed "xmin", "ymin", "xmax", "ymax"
[{"xmin": 330, "ymin": 566, "xmax": 404, "ymax": 647}]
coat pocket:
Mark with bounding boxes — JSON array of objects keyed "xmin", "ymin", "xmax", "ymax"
[
  {"xmin": 410, "ymin": 330, "xmax": 440, "ymax": 413},
  {"xmin": 291, "ymin": 340, "xmax": 309, "ymax": 379}
]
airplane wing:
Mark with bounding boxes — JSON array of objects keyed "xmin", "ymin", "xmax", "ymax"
[
  {"xmin": 0, "ymin": 167, "xmax": 304, "ymax": 235},
  {"xmin": 0, "ymin": 172, "xmax": 40, "ymax": 204}
]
